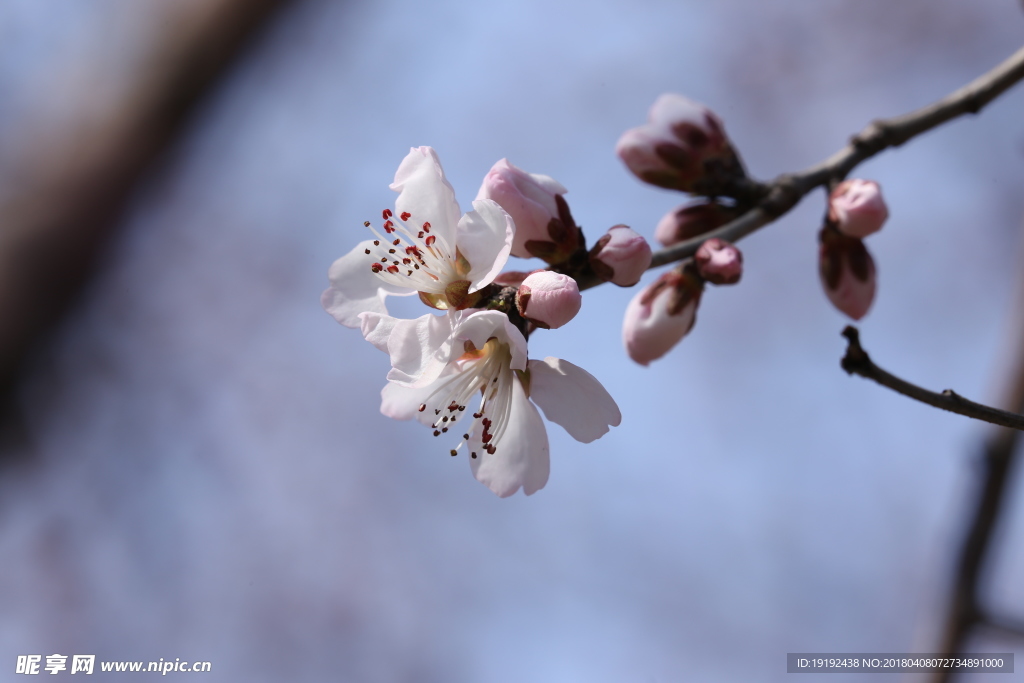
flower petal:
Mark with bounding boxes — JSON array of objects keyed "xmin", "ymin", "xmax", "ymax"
[
  {"xmin": 527, "ymin": 357, "xmax": 621, "ymax": 443},
  {"xmin": 380, "ymin": 380, "xmax": 441, "ymax": 422},
  {"xmin": 358, "ymin": 311, "xmax": 397, "ymax": 353},
  {"xmin": 385, "ymin": 313, "xmax": 457, "ymax": 386},
  {"xmin": 321, "ymin": 240, "xmax": 414, "ymax": 328},
  {"xmin": 457, "ymin": 199, "xmax": 514, "ymax": 291},
  {"xmin": 452, "ymin": 310, "xmax": 528, "ymax": 371},
  {"xmin": 390, "ymin": 146, "xmax": 461, "ymax": 250},
  {"xmin": 470, "ymin": 375, "xmax": 550, "ymax": 497}
]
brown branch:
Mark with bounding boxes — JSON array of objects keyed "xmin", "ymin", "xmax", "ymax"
[
  {"xmin": 647, "ymin": 44, "xmax": 1024, "ymax": 269},
  {"xmin": 0, "ymin": 0, "xmax": 298, "ymax": 422},
  {"xmin": 931, "ymin": 222, "xmax": 1024, "ymax": 682},
  {"xmin": 839, "ymin": 326, "xmax": 1024, "ymax": 431}
]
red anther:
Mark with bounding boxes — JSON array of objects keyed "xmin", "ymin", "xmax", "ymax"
[
  {"xmin": 471, "ymin": 452, "xmax": 478, "ymax": 459},
  {"xmin": 363, "ymin": 221, "xmax": 371, "ymax": 227},
  {"xmin": 392, "ymin": 238, "xmax": 401, "ymax": 245},
  {"xmin": 405, "ymin": 246, "xmax": 421, "ymax": 256},
  {"xmin": 364, "ymin": 249, "xmax": 371, "ymax": 254},
  {"xmin": 383, "ymin": 220, "xmax": 394, "ymax": 232},
  {"xmin": 481, "ymin": 433, "xmax": 492, "ymax": 444},
  {"xmin": 448, "ymin": 401, "xmax": 459, "ymax": 411},
  {"xmin": 418, "ymin": 404, "xmax": 426, "ymax": 412},
  {"xmin": 386, "ymin": 265, "xmax": 400, "ymax": 274},
  {"xmin": 373, "ymin": 240, "xmax": 380, "ymax": 246},
  {"xmin": 400, "ymin": 212, "xmax": 411, "ymax": 221},
  {"xmin": 422, "ymin": 222, "xmax": 431, "ymax": 232},
  {"xmin": 425, "ymin": 235, "xmax": 436, "ymax": 247},
  {"xmin": 371, "ymin": 263, "xmax": 384, "ymax": 273},
  {"xmin": 402, "ymin": 258, "xmax": 411, "ymax": 264},
  {"xmin": 486, "ymin": 444, "xmax": 496, "ymax": 455},
  {"xmin": 433, "ymin": 430, "xmax": 440, "ymax": 437},
  {"xmin": 383, "ymin": 209, "xmax": 393, "ymax": 219}
]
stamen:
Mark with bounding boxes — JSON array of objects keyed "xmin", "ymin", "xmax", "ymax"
[{"xmin": 400, "ymin": 212, "xmax": 411, "ymax": 221}]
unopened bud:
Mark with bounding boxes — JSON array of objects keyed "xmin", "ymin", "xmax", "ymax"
[
  {"xmin": 819, "ymin": 227, "xmax": 876, "ymax": 320},
  {"xmin": 622, "ymin": 266, "xmax": 703, "ymax": 366},
  {"xmin": 654, "ymin": 201, "xmax": 739, "ymax": 247},
  {"xmin": 517, "ymin": 271, "xmax": 582, "ymax": 329},
  {"xmin": 828, "ymin": 179, "xmax": 888, "ymax": 238},
  {"xmin": 616, "ymin": 94, "xmax": 743, "ymax": 194},
  {"xmin": 589, "ymin": 225, "xmax": 652, "ymax": 286},
  {"xmin": 695, "ymin": 238, "xmax": 743, "ymax": 285},
  {"xmin": 476, "ymin": 159, "xmax": 579, "ymax": 262}
]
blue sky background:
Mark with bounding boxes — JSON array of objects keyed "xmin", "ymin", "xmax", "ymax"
[{"xmin": 1, "ymin": 0, "xmax": 1023, "ymax": 680}]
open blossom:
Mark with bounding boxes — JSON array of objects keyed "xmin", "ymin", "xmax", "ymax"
[
  {"xmin": 828, "ymin": 179, "xmax": 888, "ymax": 238},
  {"xmin": 476, "ymin": 158, "xmax": 580, "ymax": 263},
  {"xmin": 622, "ymin": 267, "xmax": 703, "ymax": 366},
  {"xmin": 321, "ymin": 146, "xmax": 515, "ymax": 327},
  {"xmin": 360, "ymin": 309, "xmax": 621, "ymax": 497}
]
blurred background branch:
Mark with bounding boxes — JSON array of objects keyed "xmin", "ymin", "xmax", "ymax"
[{"xmin": 0, "ymin": 0, "xmax": 296, "ymax": 426}]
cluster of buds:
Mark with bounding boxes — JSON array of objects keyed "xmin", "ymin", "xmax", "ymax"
[
  {"xmin": 616, "ymin": 94, "xmax": 746, "ymax": 196},
  {"xmin": 818, "ymin": 180, "xmax": 888, "ymax": 320}
]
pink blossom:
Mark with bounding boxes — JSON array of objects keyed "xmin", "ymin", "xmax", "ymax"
[
  {"xmin": 589, "ymin": 225, "xmax": 652, "ymax": 286},
  {"xmin": 516, "ymin": 271, "xmax": 582, "ymax": 329},
  {"xmin": 476, "ymin": 158, "xmax": 579, "ymax": 261},
  {"xmin": 819, "ymin": 228, "xmax": 877, "ymax": 320},
  {"xmin": 695, "ymin": 238, "xmax": 743, "ymax": 285},
  {"xmin": 322, "ymin": 147, "xmax": 514, "ymax": 327},
  {"xmin": 622, "ymin": 268, "xmax": 703, "ymax": 365},
  {"xmin": 616, "ymin": 94, "xmax": 742, "ymax": 193},
  {"xmin": 360, "ymin": 309, "xmax": 620, "ymax": 497},
  {"xmin": 654, "ymin": 201, "xmax": 738, "ymax": 247},
  {"xmin": 829, "ymin": 179, "xmax": 889, "ymax": 238}
]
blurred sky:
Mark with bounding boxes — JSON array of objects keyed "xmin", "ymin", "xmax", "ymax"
[{"xmin": 1, "ymin": 0, "xmax": 1023, "ymax": 681}]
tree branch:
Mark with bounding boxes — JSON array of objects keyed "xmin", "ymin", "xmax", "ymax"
[
  {"xmin": 647, "ymin": 44, "xmax": 1024, "ymax": 269},
  {"xmin": 839, "ymin": 326, "xmax": 1024, "ymax": 431}
]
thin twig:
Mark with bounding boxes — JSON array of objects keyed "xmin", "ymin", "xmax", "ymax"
[
  {"xmin": 839, "ymin": 326, "xmax": 1024, "ymax": 431},
  {"xmin": 646, "ymin": 44, "xmax": 1024, "ymax": 270}
]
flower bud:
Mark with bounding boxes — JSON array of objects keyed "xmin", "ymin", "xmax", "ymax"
[
  {"xmin": 476, "ymin": 159, "xmax": 580, "ymax": 262},
  {"xmin": 654, "ymin": 201, "xmax": 739, "ymax": 247},
  {"xmin": 622, "ymin": 266, "xmax": 703, "ymax": 366},
  {"xmin": 516, "ymin": 271, "xmax": 582, "ymax": 329},
  {"xmin": 828, "ymin": 179, "xmax": 889, "ymax": 238},
  {"xmin": 588, "ymin": 225, "xmax": 652, "ymax": 286},
  {"xmin": 819, "ymin": 227, "xmax": 876, "ymax": 320},
  {"xmin": 695, "ymin": 238, "xmax": 743, "ymax": 285},
  {"xmin": 616, "ymin": 94, "xmax": 744, "ymax": 194}
]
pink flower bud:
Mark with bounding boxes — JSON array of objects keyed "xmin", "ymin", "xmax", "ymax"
[
  {"xmin": 588, "ymin": 225, "xmax": 652, "ymax": 286},
  {"xmin": 616, "ymin": 94, "xmax": 743, "ymax": 193},
  {"xmin": 828, "ymin": 179, "xmax": 889, "ymax": 238},
  {"xmin": 819, "ymin": 228, "xmax": 877, "ymax": 320},
  {"xmin": 654, "ymin": 201, "xmax": 739, "ymax": 247},
  {"xmin": 516, "ymin": 271, "xmax": 582, "ymax": 329},
  {"xmin": 695, "ymin": 238, "xmax": 743, "ymax": 285},
  {"xmin": 476, "ymin": 159, "xmax": 579, "ymax": 261},
  {"xmin": 622, "ymin": 267, "xmax": 703, "ymax": 366}
]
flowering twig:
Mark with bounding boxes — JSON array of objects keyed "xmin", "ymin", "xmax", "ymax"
[
  {"xmin": 840, "ymin": 326, "xmax": 1024, "ymax": 431},
  {"xmin": 645, "ymin": 44, "xmax": 1024, "ymax": 271}
]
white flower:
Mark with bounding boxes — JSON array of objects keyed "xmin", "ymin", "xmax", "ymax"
[
  {"xmin": 360, "ymin": 309, "xmax": 621, "ymax": 497},
  {"xmin": 322, "ymin": 147, "xmax": 515, "ymax": 327}
]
